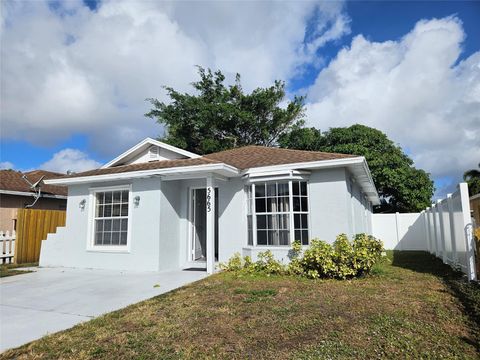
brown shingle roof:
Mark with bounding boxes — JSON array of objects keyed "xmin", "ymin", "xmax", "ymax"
[
  {"xmin": 0, "ymin": 170, "xmax": 67, "ymax": 196},
  {"xmin": 45, "ymin": 146, "xmax": 358, "ymax": 181},
  {"xmin": 61, "ymin": 157, "xmax": 221, "ymax": 178},
  {"xmin": 204, "ymin": 146, "xmax": 356, "ymax": 170}
]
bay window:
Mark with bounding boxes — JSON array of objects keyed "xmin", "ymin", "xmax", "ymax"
[{"xmin": 246, "ymin": 180, "xmax": 309, "ymax": 246}]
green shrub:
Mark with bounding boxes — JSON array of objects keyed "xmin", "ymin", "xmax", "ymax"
[
  {"xmin": 254, "ymin": 251, "xmax": 285, "ymax": 275},
  {"xmin": 219, "ymin": 252, "xmax": 244, "ymax": 272},
  {"xmin": 333, "ymin": 234, "xmax": 356, "ymax": 279},
  {"xmin": 295, "ymin": 239, "xmax": 336, "ymax": 279},
  {"xmin": 353, "ymin": 233, "xmax": 384, "ymax": 276},
  {"xmin": 220, "ymin": 234, "xmax": 384, "ymax": 280}
]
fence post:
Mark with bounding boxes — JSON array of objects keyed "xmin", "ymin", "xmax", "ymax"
[
  {"xmin": 428, "ymin": 208, "xmax": 436, "ymax": 255},
  {"xmin": 436, "ymin": 200, "xmax": 447, "ymax": 264},
  {"xmin": 394, "ymin": 212, "xmax": 401, "ymax": 250},
  {"xmin": 423, "ymin": 210, "xmax": 430, "ymax": 253},
  {"xmin": 446, "ymin": 194, "xmax": 458, "ymax": 265},
  {"xmin": 432, "ymin": 203, "xmax": 440, "ymax": 258},
  {"xmin": 459, "ymin": 183, "xmax": 477, "ymax": 281}
]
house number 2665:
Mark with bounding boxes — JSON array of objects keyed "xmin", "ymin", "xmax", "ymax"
[{"xmin": 206, "ymin": 187, "xmax": 212, "ymax": 213}]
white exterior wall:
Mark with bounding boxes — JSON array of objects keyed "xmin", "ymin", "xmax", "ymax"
[
  {"xmin": 243, "ymin": 168, "xmax": 373, "ymax": 262},
  {"xmin": 348, "ymin": 179, "xmax": 371, "ymax": 236},
  {"xmin": 40, "ymin": 178, "xmax": 165, "ymax": 272},
  {"xmin": 40, "ymin": 167, "xmax": 376, "ymax": 271}
]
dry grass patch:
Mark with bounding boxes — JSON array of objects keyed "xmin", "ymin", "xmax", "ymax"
[
  {"xmin": 0, "ymin": 263, "xmax": 37, "ymax": 278},
  {"xmin": 2, "ymin": 252, "xmax": 479, "ymax": 359}
]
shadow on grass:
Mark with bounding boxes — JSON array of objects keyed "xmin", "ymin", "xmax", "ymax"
[{"xmin": 392, "ymin": 251, "xmax": 480, "ymax": 351}]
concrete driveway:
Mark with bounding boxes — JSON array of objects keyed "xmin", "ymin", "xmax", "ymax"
[{"xmin": 0, "ymin": 267, "xmax": 207, "ymax": 352}]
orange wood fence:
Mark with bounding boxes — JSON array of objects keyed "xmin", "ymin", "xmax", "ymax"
[{"xmin": 15, "ymin": 209, "xmax": 66, "ymax": 264}]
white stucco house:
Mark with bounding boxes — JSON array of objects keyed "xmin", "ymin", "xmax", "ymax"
[{"xmin": 40, "ymin": 138, "xmax": 380, "ymax": 274}]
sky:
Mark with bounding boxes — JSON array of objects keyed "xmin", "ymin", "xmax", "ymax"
[{"xmin": 1, "ymin": 0, "xmax": 479, "ymax": 199}]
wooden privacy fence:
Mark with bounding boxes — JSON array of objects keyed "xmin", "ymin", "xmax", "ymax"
[{"xmin": 15, "ymin": 209, "xmax": 66, "ymax": 264}]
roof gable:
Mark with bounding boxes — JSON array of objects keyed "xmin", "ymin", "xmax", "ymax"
[{"xmin": 102, "ymin": 138, "xmax": 200, "ymax": 168}]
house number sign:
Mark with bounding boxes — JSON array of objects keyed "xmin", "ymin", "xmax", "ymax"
[{"xmin": 206, "ymin": 187, "xmax": 212, "ymax": 213}]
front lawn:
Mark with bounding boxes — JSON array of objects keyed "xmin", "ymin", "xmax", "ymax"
[{"xmin": 2, "ymin": 252, "xmax": 479, "ymax": 359}]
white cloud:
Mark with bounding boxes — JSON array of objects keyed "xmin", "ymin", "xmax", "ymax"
[
  {"xmin": 0, "ymin": 161, "xmax": 14, "ymax": 169},
  {"xmin": 1, "ymin": 0, "xmax": 349, "ymax": 157},
  {"xmin": 40, "ymin": 148, "xmax": 101, "ymax": 174},
  {"xmin": 306, "ymin": 17, "xmax": 480, "ymax": 197}
]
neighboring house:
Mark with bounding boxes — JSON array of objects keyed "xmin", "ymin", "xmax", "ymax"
[
  {"xmin": 41, "ymin": 138, "xmax": 379, "ymax": 274},
  {"xmin": 0, "ymin": 170, "xmax": 67, "ymax": 232},
  {"xmin": 471, "ymin": 193, "xmax": 480, "ymax": 226}
]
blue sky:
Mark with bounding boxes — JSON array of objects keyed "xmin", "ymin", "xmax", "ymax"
[{"xmin": 1, "ymin": 0, "xmax": 479, "ymax": 198}]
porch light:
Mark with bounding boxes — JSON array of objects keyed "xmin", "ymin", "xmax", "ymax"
[
  {"xmin": 79, "ymin": 199, "xmax": 86, "ymax": 210},
  {"xmin": 134, "ymin": 195, "xmax": 140, "ymax": 207}
]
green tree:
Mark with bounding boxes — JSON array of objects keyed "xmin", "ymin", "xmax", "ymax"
[
  {"xmin": 464, "ymin": 163, "xmax": 480, "ymax": 196},
  {"xmin": 146, "ymin": 67, "xmax": 305, "ymax": 154},
  {"xmin": 279, "ymin": 124, "xmax": 435, "ymax": 213}
]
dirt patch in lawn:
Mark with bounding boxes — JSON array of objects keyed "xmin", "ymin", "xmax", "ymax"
[{"xmin": 2, "ymin": 252, "xmax": 479, "ymax": 359}]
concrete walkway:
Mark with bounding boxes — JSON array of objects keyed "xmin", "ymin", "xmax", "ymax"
[{"xmin": 0, "ymin": 267, "xmax": 207, "ymax": 352}]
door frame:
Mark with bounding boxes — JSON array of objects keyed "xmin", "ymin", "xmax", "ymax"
[{"xmin": 188, "ymin": 186, "xmax": 219, "ymax": 263}]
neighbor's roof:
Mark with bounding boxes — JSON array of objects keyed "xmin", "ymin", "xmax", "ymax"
[{"xmin": 0, "ymin": 170, "xmax": 68, "ymax": 197}]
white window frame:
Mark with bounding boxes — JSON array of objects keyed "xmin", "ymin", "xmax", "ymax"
[
  {"xmin": 246, "ymin": 180, "xmax": 310, "ymax": 247},
  {"xmin": 86, "ymin": 184, "xmax": 132, "ymax": 253}
]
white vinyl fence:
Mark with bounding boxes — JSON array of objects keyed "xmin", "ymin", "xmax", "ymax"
[
  {"xmin": 0, "ymin": 230, "xmax": 16, "ymax": 264},
  {"xmin": 372, "ymin": 183, "xmax": 477, "ymax": 281}
]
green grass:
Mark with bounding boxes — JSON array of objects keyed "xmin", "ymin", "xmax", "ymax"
[
  {"xmin": 1, "ymin": 252, "xmax": 479, "ymax": 359},
  {"xmin": 0, "ymin": 262, "xmax": 37, "ymax": 278}
]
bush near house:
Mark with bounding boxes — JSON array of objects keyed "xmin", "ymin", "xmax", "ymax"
[{"xmin": 220, "ymin": 233, "xmax": 384, "ymax": 279}]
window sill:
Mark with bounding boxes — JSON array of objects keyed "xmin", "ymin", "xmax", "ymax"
[
  {"xmin": 86, "ymin": 247, "xmax": 130, "ymax": 254},
  {"xmin": 243, "ymin": 245, "xmax": 309, "ymax": 250}
]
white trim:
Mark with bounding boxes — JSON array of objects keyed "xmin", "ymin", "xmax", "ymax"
[
  {"xmin": 242, "ymin": 157, "xmax": 380, "ymax": 205},
  {"xmin": 188, "ymin": 185, "xmax": 219, "ymax": 264},
  {"xmin": 0, "ymin": 189, "xmax": 67, "ymax": 199},
  {"xmin": 44, "ymin": 163, "xmax": 239, "ymax": 185},
  {"xmin": 44, "ymin": 151, "xmax": 379, "ymax": 204},
  {"xmin": 242, "ymin": 157, "xmax": 364, "ymax": 174},
  {"xmin": 102, "ymin": 138, "xmax": 200, "ymax": 168},
  {"xmin": 86, "ymin": 184, "xmax": 132, "ymax": 253},
  {"xmin": 244, "ymin": 170, "xmax": 310, "ymax": 183},
  {"xmin": 248, "ymin": 179, "xmax": 310, "ymax": 247}
]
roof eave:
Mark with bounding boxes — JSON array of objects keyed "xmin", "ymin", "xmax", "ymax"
[
  {"xmin": 43, "ymin": 163, "xmax": 239, "ymax": 185},
  {"xmin": 0, "ymin": 189, "xmax": 67, "ymax": 199},
  {"xmin": 243, "ymin": 157, "xmax": 380, "ymax": 205}
]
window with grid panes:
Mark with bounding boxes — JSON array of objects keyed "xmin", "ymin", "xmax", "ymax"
[
  {"xmin": 94, "ymin": 189, "xmax": 129, "ymax": 246},
  {"xmin": 292, "ymin": 181, "xmax": 309, "ymax": 245},
  {"xmin": 246, "ymin": 181, "xmax": 309, "ymax": 246}
]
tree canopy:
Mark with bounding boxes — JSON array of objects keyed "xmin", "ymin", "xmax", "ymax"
[
  {"xmin": 279, "ymin": 125, "xmax": 435, "ymax": 213},
  {"xmin": 464, "ymin": 163, "xmax": 480, "ymax": 196},
  {"xmin": 146, "ymin": 67, "xmax": 305, "ymax": 154}
]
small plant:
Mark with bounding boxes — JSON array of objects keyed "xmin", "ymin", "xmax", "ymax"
[
  {"xmin": 254, "ymin": 250, "xmax": 285, "ymax": 275},
  {"xmin": 219, "ymin": 252, "xmax": 244, "ymax": 271}
]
